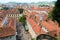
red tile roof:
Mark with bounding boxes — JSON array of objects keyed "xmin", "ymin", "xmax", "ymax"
[
  {"xmin": 0, "ymin": 11, "xmax": 7, "ymax": 22},
  {"xmin": 7, "ymin": 18, "xmax": 16, "ymax": 30},
  {"xmin": 26, "ymin": 11, "xmax": 59, "ymax": 37},
  {"xmin": 42, "ymin": 20, "xmax": 57, "ymax": 31},
  {"xmin": 7, "ymin": 8, "xmax": 20, "ymax": 14},
  {"xmin": 0, "ymin": 10, "xmax": 7, "ymax": 14},
  {"xmin": 0, "ymin": 18, "xmax": 16, "ymax": 38},
  {"xmin": 0, "ymin": 27, "xmax": 15, "ymax": 38},
  {"xmin": 27, "ymin": 17, "xmax": 46, "ymax": 35},
  {"xmin": 27, "ymin": 7, "xmax": 52, "ymax": 13}
]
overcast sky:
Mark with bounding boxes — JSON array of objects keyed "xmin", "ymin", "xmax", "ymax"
[{"xmin": 0, "ymin": 0, "xmax": 57, "ymax": 3}]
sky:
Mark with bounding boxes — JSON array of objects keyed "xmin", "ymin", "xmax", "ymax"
[{"xmin": 0, "ymin": 0, "xmax": 57, "ymax": 3}]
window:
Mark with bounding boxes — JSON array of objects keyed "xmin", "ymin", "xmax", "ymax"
[
  {"xmin": 42, "ymin": 26, "xmax": 48, "ymax": 32},
  {"xmin": 2, "ymin": 17, "xmax": 8, "ymax": 26}
]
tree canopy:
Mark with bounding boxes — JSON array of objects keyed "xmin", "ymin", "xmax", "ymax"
[
  {"xmin": 19, "ymin": 15, "xmax": 26, "ymax": 26},
  {"xmin": 18, "ymin": 8, "xmax": 24, "ymax": 14},
  {"xmin": 1, "ymin": 7, "xmax": 9, "ymax": 10},
  {"xmin": 51, "ymin": 0, "xmax": 60, "ymax": 26},
  {"xmin": 19, "ymin": 15, "xmax": 26, "ymax": 23}
]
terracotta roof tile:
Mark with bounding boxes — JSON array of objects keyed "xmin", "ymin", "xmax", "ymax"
[
  {"xmin": 7, "ymin": 8, "xmax": 20, "ymax": 14},
  {"xmin": 0, "ymin": 12, "xmax": 7, "ymax": 22},
  {"xmin": 0, "ymin": 27, "xmax": 15, "ymax": 38},
  {"xmin": 0, "ymin": 18, "xmax": 16, "ymax": 38},
  {"xmin": 27, "ymin": 17, "xmax": 46, "ymax": 35}
]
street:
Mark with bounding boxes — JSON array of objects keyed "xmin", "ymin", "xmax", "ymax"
[{"xmin": 16, "ymin": 22, "xmax": 32, "ymax": 40}]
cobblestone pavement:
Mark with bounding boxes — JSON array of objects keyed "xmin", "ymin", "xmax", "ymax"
[{"xmin": 16, "ymin": 22, "xmax": 32, "ymax": 40}]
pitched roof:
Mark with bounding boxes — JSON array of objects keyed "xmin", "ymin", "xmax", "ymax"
[
  {"xmin": 0, "ymin": 11, "xmax": 7, "ymax": 22},
  {"xmin": 27, "ymin": 17, "xmax": 46, "ymax": 35},
  {"xmin": 26, "ymin": 11, "xmax": 59, "ymax": 35},
  {"xmin": 27, "ymin": 7, "xmax": 52, "ymax": 13},
  {"xmin": 0, "ymin": 18, "xmax": 16, "ymax": 38},
  {"xmin": 0, "ymin": 27, "xmax": 15, "ymax": 38},
  {"xmin": 42, "ymin": 21, "xmax": 57, "ymax": 31},
  {"xmin": 7, "ymin": 8, "xmax": 20, "ymax": 14}
]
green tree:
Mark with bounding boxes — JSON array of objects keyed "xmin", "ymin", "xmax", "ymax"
[
  {"xmin": 51, "ymin": 0, "xmax": 60, "ymax": 26},
  {"xmin": 19, "ymin": 15, "xmax": 26, "ymax": 26},
  {"xmin": 18, "ymin": 8, "xmax": 24, "ymax": 14},
  {"xmin": 1, "ymin": 7, "xmax": 9, "ymax": 10}
]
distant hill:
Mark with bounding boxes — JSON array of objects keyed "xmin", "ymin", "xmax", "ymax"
[
  {"xmin": 0, "ymin": 1, "xmax": 56, "ymax": 5},
  {"xmin": 51, "ymin": 1, "xmax": 56, "ymax": 4},
  {"xmin": 32, "ymin": 1, "xmax": 56, "ymax": 5},
  {"xmin": 6, "ymin": 2, "xmax": 21, "ymax": 5}
]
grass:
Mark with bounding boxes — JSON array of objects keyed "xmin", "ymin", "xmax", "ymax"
[
  {"xmin": 57, "ymin": 38, "xmax": 60, "ymax": 40},
  {"xmin": 32, "ymin": 38, "xmax": 36, "ymax": 40}
]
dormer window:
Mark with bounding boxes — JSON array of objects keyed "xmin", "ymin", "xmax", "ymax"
[
  {"xmin": 42, "ymin": 26, "xmax": 48, "ymax": 32},
  {"xmin": 2, "ymin": 16, "xmax": 8, "ymax": 26}
]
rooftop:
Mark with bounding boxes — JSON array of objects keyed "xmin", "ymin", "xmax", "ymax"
[
  {"xmin": 0, "ymin": 11, "xmax": 7, "ymax": 22},
  {"xmin": 26, "ymin": 7, "xmax": 52, "ymax": 13},
  {"xmin": 0, "ymin": 17, "xmax": 16, "ymax": 38},
  {"xmin": 0, "ymin": 9, "xmax": 16, "ymax": 37},
  {"xmin": 7, "ymin": 8, "xmax": 20, "ymax": 14},
  {"xmin": 26, "ymin": 11, "xmax": 59, "ymax": 37}
]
